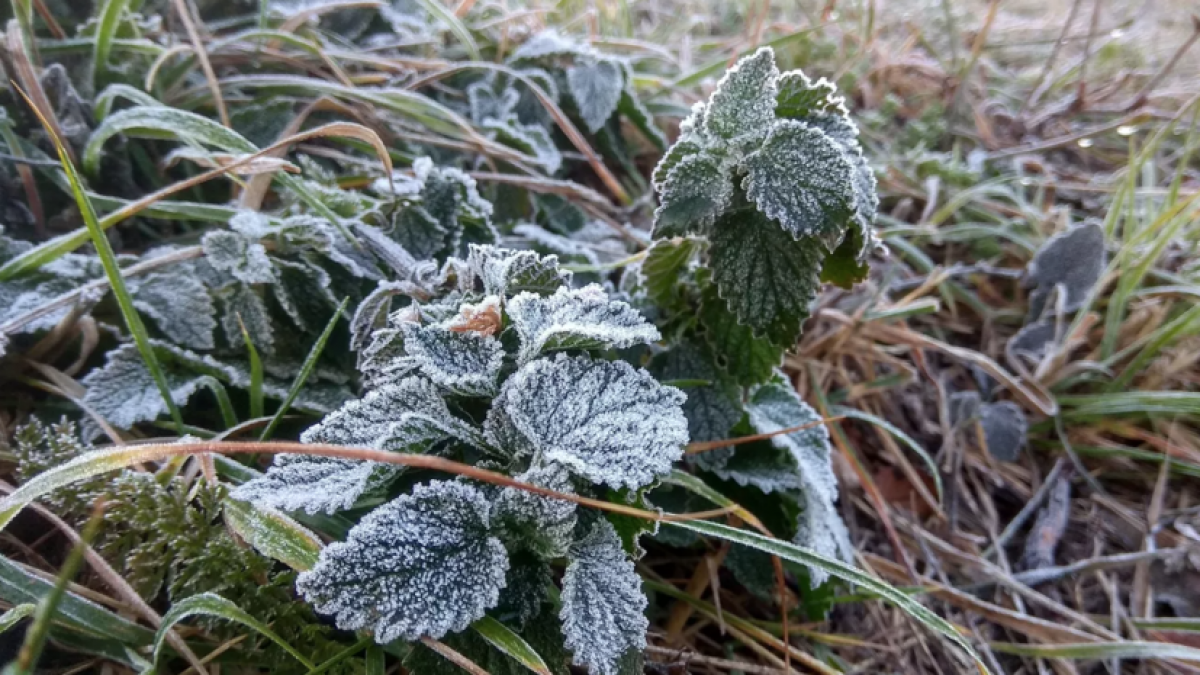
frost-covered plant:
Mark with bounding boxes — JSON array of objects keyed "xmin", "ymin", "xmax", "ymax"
[
  {"xmin": 236, "ymin": 245, "xmax": 687, "ymax": 675},
  {"xmin": 614, "ymin": 48, "xmax": 881, "ymax": 589},
  {"xmin": 508, "ymin": 30, "xmax": 665, "ymax": 151},
  {"xmin": 652, "ymin": 47, "xmax": 877, "ymax": 346}
]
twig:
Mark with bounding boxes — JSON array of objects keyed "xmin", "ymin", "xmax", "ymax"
[{"xmin": 985, "ymin": 458, "xmax": 1068, "ymax": 557}]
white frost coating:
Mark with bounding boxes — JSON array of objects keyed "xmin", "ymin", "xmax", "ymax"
[
  {"xmin": 401, "ymin": 323, "xmax": 505, "ymax": 397},
  {"xmin": 296, "ymin": 481, "xmax": 509, "ymax": 642},
  {"xmin": 1026, "ymin": 221, "xmax": 1106, "ymax": 317},
  {"xmin": 567, "ymin": 59, "xmax": 624, "ymax": 133},
  {"xmin": 232, "ymin": 455, "xmax": 399, "ymax": 515},
  {"xmin": 492, "ymin": 464, "xmax": 577, "ymax": 558},
  {"xmin": 742, "ymin": 119, "xmax": 856, "ymax": 249},
  {"xmin": 506, "ymin": 284, "xmax": 660, "ymax": 365},
  {"xmin": 219, "ymin": 284, "xmax": 274, "ymax": 354},
  {"xmin": 702, "ymin": 47, "xmax": 778, "ymax": 144},
  {"xmin": 229, "ymin": 210, "xmax": 274, "ymax": 239},
  {"xmin": 745, "ymin": 381, "xmax": 852, "ymax": 586},
  {"xmin": 301, "ymin": 376, "xmax": 485, "ymax": 451},
  {"xmin": 80, "ymin": 343, "xmax": 215, "ymax": 429},
  {"xmin": 774, "ymin": 71, "xmax": 848, "ymax": 120},
  {"xmin": 650, "ymin": 138, "xmax": 703, "ymax": 192},
  {"xmin": 130, "ymin": 272, "xmax": 216, "ymax": 350},
  {"xmin": 560, "ymin": 520, "xmax": 647, "ymax": 675},
  {"xmin": 510, "ymin": 29, "xmax": 596, "ymax": 62},
  {"xmin": 467, "ymin": 244, "xmax": 570, "ymax": 297},
  {"xmin": 201, "ymin": 230, "xmax": 276, "ymax": 284},
  {"xmin": 489, "ymin": 353, "xmax": 687, "ymax": 489},
  {"xmin": 653, "ymin": 150, "xmax": 733, "ymax": 238}
]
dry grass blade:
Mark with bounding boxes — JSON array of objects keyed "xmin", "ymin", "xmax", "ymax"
[
  {"xmin": 4, "ymin": 21, "xmax": 73, "ymax": 163},
  {"xmin": 169, "ymin": 0, "xmax": 230, "ymax": 127}
]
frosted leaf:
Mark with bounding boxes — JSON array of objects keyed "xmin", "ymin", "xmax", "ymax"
[
  {"xmin": 742, "ymin": 119, "xmax": 857, "ymax": 249},
  {"xmin": 650, "ymin": 340, "xmax": 743, "ymax": 447},
  {"xmin": 391, "ymin": 205, "xmax": 450, "ymax": 261},
  {"xmin": 488, "ymin": 353, "xmax": 687, "ymax": 489},
  {"xmin": 129, "ymin": 272, "xmax": 216, "ymax": 350},
  {"xmin": 617, "ymin": 68, "xmax": 666, "ymax": 151},
  {"xmin": 698, "ymin": 284, "xmax": 785, "ymax": 387},
  {"xmin": 302, "ymin": 376, "xmax": 485, "ymax": 451},
  {"xmin": 494, "ymin": 553, "xmax": 554, "ymax": 628},
  {"xmin": 507, "ymin": 285, "xmax": 660, "ymax": 365},
  {"xmin": 745, "ymin": 381, "xmax": 852, "ymax": 585},
  {"xmin": 567, "ymin": 58, "xmax": 624, "ymax": 133},
  {"xmin": 560, "ymin": 520, "xmax": 647, "ymax": 675},
  {"xmin": 218, "ymin": 284, "xmax": 274, "ymax": 354},
  {"xmin": 774, "ymin": 71, "xmax": 848, "ymax": 121},
  {"xmin": 510, "ymin": 30, "xmax": 594, "ymax": 62},
  {"xmin": 201, "ymin": 230, "xmax": 275, "ymax": 284},
  {"xmin": 0, "ymin": 275, "xmax": 84, "ymax": 335},
  {"xmin": 401, "ymin": 324, "xmax": 505, "ymax": 397},
  {"xmin": 296, "ymin": 481, "xmax": 509, "ymax": 642},
  {"xmin": 467, "ymin": 245, "xmax": 570, "ymax": 297},
  {"xmin": 1027, "ymin": 221, "xmax": 1106, "ymax": 317},
  {"xmin": 467, "ymin": 81, "xmax": 520, "ymax": 123},
  {"xmin": 653, "ymin": 151, "xmax": 733, "ymax": 238},
  {"xmin": 353, "ymin": 221, "xmax": 419, "ymax": 277},
  {"xmin": 483, "ymin": 116, "xmax": 563, "ymax": 174},
  {"xmin": 703, "ymin": 47, "xmax": 778, "ymax": 144},
  {"xmin": 278, "ymin": 215, "xmax": 383, "ymax": 280},
  {"xmin": 978, "ymin": 401, "xmax": 1027, "ymax": 462},
  {"xmin": 705, "ymin": 439, "xmax": 804, "ymax": 493},
  {"xmin": 350, "ymin": 281, "xmax": 409, "ymax": 352},
  {"xmin": 233, "ymin": 455, "xmax": 399, "ymax": 515},
  {"xmin": 492, "ymin": 464, "xmax": 577, "ymax": 559},
  {"xmin": 650, "ymin": 138, "xmax": 703, "ymax": 192},
  {"xmin": 80, "ymin": 342, "xmax": 235, "ymax": 430},
  {"xmin": 709, "ymin": 206, "xmax": 823, "ymax": 347},
  {"xmin": 1009, "ymin": 320, "xmax": 1058, "ymax": 362},
  {"xmin": 271, "ymin": 258, "xmax": 338, "ymax": 333},
  {"xmin": 229, "ymin": 210, "xmax": 275, "ymax": 239}
]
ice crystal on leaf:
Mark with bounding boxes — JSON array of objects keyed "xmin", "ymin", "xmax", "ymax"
[
  {"xmin": 128, "ymin": 272, "xmax": 217, "ymax": 351},
  {"xmin": 560, "ymin": 520, "xmax": 648, "ymax": 675},
  {"xmin": 487, "ymin": 354, "xmax": 687, "ymax": 489},
  {"xmin": 1026, "ymin": 221, "xmax": 1107, "ymax": 317},
  {"xmin": 507, "ymin": 284, "xmax": 660, "ymax": 364},
  {"xmin": 400, "ymin": 324, "xmax": 505, "ymax": 397},
  {"xmin": 202, "ymin": 229, "xmax": 275, "ymax": 284},
  {"xmin": 493, "ymin": 464, "xmax": 578, "ymax": 559},
  {"xmin": 567, "ymin": 59, "xmax": 624, "ymax": 133},
  {"xmin": 467, "ymin": 244, "xmax": 571, "ymax": 297},
  {"xmin": 232, "ymin": 455, "xmax": 398, "ymax": 515},
  {"xmin": 650, "ymin": 47, "xmax": 876, "ymax": 348},
  {"xmin": 296, "ymin": 481, "xmax": 509, "ymax": 642}
]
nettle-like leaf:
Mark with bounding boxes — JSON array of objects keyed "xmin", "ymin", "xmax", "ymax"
[
  {"xmin": 128, "ymin": 273, "xmax": 217, "ymax": 350},
  {"xmin": 232, "ymin": 455, "xmax": 399, "ymax": 515},
  {"xmin": 492, "ymin": 464, "xmax": 578, "ymax": 559},
  {"xmin": 560, "ymin": 520, "xmax": 647, "ymax": 675},
  {"xmin": 743, "ymin": 381, "xmax": 852, "ymax": 585},
  {"xmin": 709, "ymin": 205, "xmax": 824, "ymax": 347},
  {"xmin": 567, "ymin": 58, "xmax": 624, "ymax": 133},
  {"xmin": 296, "ymin": 480, "xmax": 509, "ymax": 642},
  {"xmin": 650, "ymin": 340, "xmax": 743, "ymax": 449},
  {"xmin": 487, "ymin": 353, "xmax": 688, "ymax": 489},
  {"xmin": 697, "ymin": 283, "xmax": 785, "ymax": 387},
  {"xmin": 978, "ymin": 401, "xmax": 1028, "ymax": 462},
  {"xmin": 400, "ymin": 324, "xmax": 505, "ymax": 397},
  {"xmin": 638, "ymin": 237, "xmax": 704, "ymax": 310},
  {"xmin": 202, "ymin": 229, "xmax": 276, "ymax": 284},
  {"xmin": 1026, "ymin": 221, "xmax": 1107, "ymax": 317},
  {"xmin": 507, "ymin": 284, "xmax": 661, "ymax": 364},
  {"xmin": 468, "ymin": 244, "xmax": 571, "ymax": 297},
  {"xmin": 374, "ymin": 158, "xmax": 497, "ymax": 262},
  {"xmin": 650, "ymin": 47, "xmax": 876, "ymax": 347}
]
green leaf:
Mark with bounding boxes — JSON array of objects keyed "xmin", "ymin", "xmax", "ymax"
[
  {"xmin": 202, "ymin": 230, "xmax": 275, "ymax": 285},
  {"xmin": 472, "ymin": 616, "xmax": 553, "ymax": 675},
  {"xmin": 259, "ymin": 296, "xmax": 349, "ymax": 440},
  {"xmin": 698, "ymin": 284, "xmax": 784, "ymax": 386},
  {"xmin": 653, "ymin": 151, "xmax": 732, "ymax": 238},
  {"xmin": 742, "ymin": 119, "xmax": 857, "ymax": 249},
  {"xmin": 152, "ymin": 593, "xmax": 314, "ymax": 670},
  {"xmin": 129, "ymin": 272, "xmax": 217, "ymax": 350},
  {"xmin": 0, "ymin": 604, "xmax": 35, "ymax": 634},
  {"xmin": 507, "ymin": 285, "xmax": 660, "ymax": 365},
  {"xmin": 708, "ymin": 206, "xmax": 823, "ymax": 347},
  {"xmin": 702, "ymin": 47, "xmax": 778, "ymax": 143},
  {"xmin": 222, "ymin": 499, "xmax": 323, "ymax": 572},
  {"xmin": 650, "ymin": 340, "xmax": 743, "ymax": 447},
  {"xmin": 639, "ymin": 237, "xmax": 703, "ymax": 310},
  {"xmin": 819, "ymin": 232, "xmax": 870, "ymax": 288},
  {"xmin": 774, "ymin": 70, "xmax": 847, "ymax": 121},
  {"xmin": 91, "ymin": 0, "xmax": 131, "ymax": 87}
]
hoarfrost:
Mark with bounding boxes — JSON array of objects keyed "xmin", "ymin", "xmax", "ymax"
[{"xmin": 507, "ymin": 284, "xmax": 660, "ymax": 364}]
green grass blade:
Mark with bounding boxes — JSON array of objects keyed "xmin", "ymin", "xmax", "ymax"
[
  {"xmin": 259, "ymin": 297, "xmax": 349, "ymax": 441},
  {"xmin": 366, "ymin": 646, "xmax": 385, "ymax": 675},
  {"xmin": 93, "ymin": 83, "xmax": 161, "ymax": 121},
  {"xmin": 17, "ymin": 89, "xmax": 186, "ymax": 434},
  {"xmin": 152, "ymin": 593, "xmax": 316, "ymax": 670},
  {"xmin": 0, "ymin": 604, "xmax": 35, "ymax": 634},
  {"xmin": 91, "ymin": 0, "xmax": 131, "ymax": 89},
  {"xmin": 832, "ymin": 406, "xmax": 943, "ymax": 502},
  {"xmin": 472, "ymin": 616, "xmax": 552, "ymax": 675},
  {"xmin": 236, "ymin": 314, "xmax": 265, "ymax": 420},
  {"xmin": 4, "ymin": 508, "xmax": 104, "ymax": 675},
  {"xmin": 197, "ymin": 376, "xmax": 238, "ymax": 429},
  {"xmin": 413, "ymin": 0, "xmax": 480, "ymax": 60},
  {"xmin": 223, "ymin": 499, "xmax": 322, "ymax": 572},
  {"xmin": 662, "ymin": 518, "xmax": 987, "ymax": 672},
  {"xmin": 988, "ymin": 641, "xmax": 1200, "ymax": 663}
]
